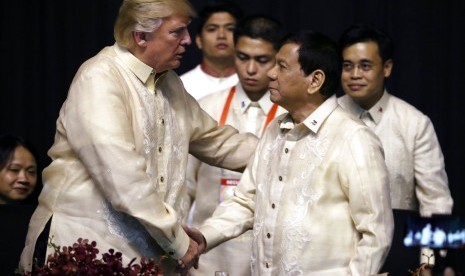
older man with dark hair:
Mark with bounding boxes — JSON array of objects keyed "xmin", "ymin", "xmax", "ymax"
[{"xmin": 186, "ymin": 30, "xmax": 394, "ymax": 275}]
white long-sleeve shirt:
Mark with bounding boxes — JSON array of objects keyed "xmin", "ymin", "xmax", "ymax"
[
  {"xmin": 186, "ymin": 84, "xmax": 286, "ymax": 276},
  {"xmin": 201, "ymin": 96, "xmax": 394, "ymax": 276},
  {"xmin": 180, "ymin": 64, "xmax": 238, "ymax": 100},
  {"xmin": 19, "ymin": 44, "xmax": 257, "ymax": 274},
  {"xmin": 338, "ymin": 91, "xmax": 453, "ymax": 216}
]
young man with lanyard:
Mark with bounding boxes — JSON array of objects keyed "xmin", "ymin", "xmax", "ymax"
[
  {"xmin": 185, "ymin": 15, "xmax": 285, "ymax": 275},
  {"xmin": 180, "ymin": 0, "xmax": 243, "ymax": 100}
]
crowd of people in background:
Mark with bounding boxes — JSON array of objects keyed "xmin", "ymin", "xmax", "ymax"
[{"xmin": 2, "ymin": 0, "xmax": 459, "ymax": 275}]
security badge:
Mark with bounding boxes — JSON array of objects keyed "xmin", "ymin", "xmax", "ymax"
[{"xmin": 219, "ymin": 178, "xmax": 240, "ymax": 203}]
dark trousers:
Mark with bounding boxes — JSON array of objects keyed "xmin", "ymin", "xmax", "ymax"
[{"xmin": 32, "ymin": 218, "xmax": 52, "ymax": 268}]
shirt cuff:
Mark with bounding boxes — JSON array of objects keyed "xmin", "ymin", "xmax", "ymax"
[
  {"xmin": 162, "ymin": 225, "xmax": 190, "ymax": 260},
  {"xmin": 199, "ymin": 225, "xmax": 225, "ymax": 251}
]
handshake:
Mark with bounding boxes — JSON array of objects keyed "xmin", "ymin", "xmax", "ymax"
[{"xmin": 177, "ymin": 226, "xmax": 207, "ymax": 275}]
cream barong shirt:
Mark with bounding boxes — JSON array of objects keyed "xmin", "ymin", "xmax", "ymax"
[
  {"xmin": 186, "ymin": 84, "xmax": 285, "ymax": 276},
  {"xmin": 20, "ymin": 44, "xmax": 257, "ymax": 273},
  {"xmin": 200, "ymin": 96, "xmax": 394, "ymax": 276},
  {"xmin": 338, "ymin": 91, "xmax": 453, "ymax": 216}
]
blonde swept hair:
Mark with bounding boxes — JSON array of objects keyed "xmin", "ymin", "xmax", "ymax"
[{"xmin": 114, "ymin": 0, "xmax": 196, "ymax": 49}]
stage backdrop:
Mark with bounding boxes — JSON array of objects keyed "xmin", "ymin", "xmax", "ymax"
[{"xmin": 1, "ymin": 0, "xmax": 464, "ymax": 272}]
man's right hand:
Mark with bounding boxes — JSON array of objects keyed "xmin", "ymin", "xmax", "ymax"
[
  {"xmin": 177, "ymin": 238, "xmax": 200, "ymax": 275},
  {"xmin": 183, "ymin": 225, "xmax": 207, "ymax": 253}
]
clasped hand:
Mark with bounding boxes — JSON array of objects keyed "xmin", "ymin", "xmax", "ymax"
[{"xmin": 177, "ymin": 226, "xmax": 207, "ymax": 275}]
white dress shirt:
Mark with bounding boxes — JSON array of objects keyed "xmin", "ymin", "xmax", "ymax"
[
  {"xmin": 180, "ymin": 64, "xmax": 239, "ymax": 100},
  {"xmin": 200, "ymin": 96, "xmax": 394, "ymax": 276},
  {"xmin": 338, "ymin": 91, "xmax": 453, "ymax": 216},
  {"xmin": 186, "ymin": 84, "xmax": 285, "ymax": 276},
  {"xmin": 19, "ymin": 43, "xmax": 257, "ymax": 274}
]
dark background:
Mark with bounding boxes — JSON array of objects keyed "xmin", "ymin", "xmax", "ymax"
[{"xmin": 1, "ymin": 0, "xmax": 464, "ymax": 274}]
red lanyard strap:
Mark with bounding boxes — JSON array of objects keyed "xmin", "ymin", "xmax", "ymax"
[
  {"xmin": 219, "ymin": 86, "xmax": 236, "ymax": 126},
  {"xmin": 262, "ymin": 103, "xmax": 278, "ymax": 133},
  {"xmin": 219, "ymin": 86, "xmax": 278, "ymax": 134}
]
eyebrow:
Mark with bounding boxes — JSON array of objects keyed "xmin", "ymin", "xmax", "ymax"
[
  {"xmin": 344, "ymin": 57, "xmax": 375, "ymax": 62},
  {"xmin": 205, "ymin": 22, "xmax": 236, "ymax": 27},
  {"xmin": 169, "ymin": 25, "xmax": 188, "ymax": 33},
  {"xmin": 276, "ymin": 57, "xmax": 287, "ymax": 65},
  {"xmin": 9, "ymin": 161, "xmax": 36, "ymax": 166}
]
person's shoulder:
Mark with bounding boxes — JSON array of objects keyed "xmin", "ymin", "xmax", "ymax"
[
  {"xmin": 180, "ymin": 65, "xmax": 201, "ymax": 81},
  {"xmin": 337, "ymin": 94, "xmax": 351, "ymax": 105},
  {"xmin": 333, "ymin": 105, "xmax": 361, "ymax": 123},
  {"xmin": 198, "ymin": 86, "xmax": 231, "ymax": 107},
  {"xmin": 327, "ymin": 106, "xmax": 372, "ymax": 138},
  {"xmin": 337, "ymin": 94, "xmax": 359, "ymax": 116},
  {"xmin": 387, "ymin": 93, "xmax": 430, "ymax": 120},
  {"xmin": 77, "ymin": 45, "xmax": 121, "ymax": 76}
]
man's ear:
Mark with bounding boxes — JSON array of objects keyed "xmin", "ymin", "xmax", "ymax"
[
  {"xmin": 195, "ymin": 34, "xmax": 202, "ymax": 50},
  {"xmin": 133, "ymin": 31, "xmax": 148, "ymax": 47},
  {"xmin": 383, "ymin": 59, "xmax": 393, "ymax": 78},
  {"xmin": 307, "ymin": 69, "xmax": 325, "ymax": 95}
]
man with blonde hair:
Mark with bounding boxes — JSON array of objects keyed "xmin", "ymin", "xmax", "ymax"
[{"xmin": 19, "ymin": 0, "xmax": 257, "ymax": 274}]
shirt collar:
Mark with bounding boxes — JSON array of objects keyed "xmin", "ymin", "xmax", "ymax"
[
  {"xmin": 114, "ymin": 43, "xmax": 155, "ymax": 85},
  {"xmin": 340, "ymin": 90, "xmax": 388, "ymax": 125},
  {"xmin": 279, "ymin": 95, "xmax": 338, "ymax": 134},
  {"xmin": 366, "ymin": 90, "xmax": 388, "ymax": 124},
  {"xmin": 234, "ymin": 83, "xmax": 274, "ymax": 114}
]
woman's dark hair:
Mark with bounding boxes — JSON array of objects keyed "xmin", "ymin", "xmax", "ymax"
[{"xmin": 0, "ymin": 134, "xmax": 38, "ymax": 170}]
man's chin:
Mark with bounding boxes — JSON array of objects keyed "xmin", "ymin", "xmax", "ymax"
[
  {"xmin": 269, "ymin": 94, "xmax": 279, "ymax": 104},
  {"xmin": 171, "ymin": 60, "xmax": 182, "ymax": 69}
]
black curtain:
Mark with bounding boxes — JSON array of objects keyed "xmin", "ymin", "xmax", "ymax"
[{"xmin": 1, "ymin": 0, "xmax": 464, "ymax": 272}]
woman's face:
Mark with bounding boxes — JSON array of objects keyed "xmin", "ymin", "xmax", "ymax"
[{"xmin": 0, "ymin": 146, "xmax": 37, "ymax": 204}]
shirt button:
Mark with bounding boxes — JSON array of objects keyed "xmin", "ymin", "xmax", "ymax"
[
  {"xmin": 267, "ymin": 233, "xmax": 271, "ymax": 239},
  {"xmin": 284, "ymin": 148, "xmax": 289, "ymax": 153},
  {"xmin": 271, "ymin": 203, "xmax": 275, "ymax": 209},
  {"xmin": 266, "ymin": 262, "xmax": 269, "ymax": 268},
  {"xmin": 160, "ymin": 176, "xmax": 164, "ymax": 182},
  {"xmin": 161, "ymin": 118, "xmax": 165, "ymax": 125},
  {"xmin": 278, "ymin": 176, "xmax": 283, "ymax": 181},
  {"xmin": 158, "ymin": 147, "xmax": 162, "ymax": 153}
]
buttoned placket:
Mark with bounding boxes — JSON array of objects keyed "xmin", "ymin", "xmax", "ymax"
[
  {"xmin": 151, "ymin": 73, "xmax": 167, "ymax": 194},
  {"xmin": 246, "ymin": 102, "xmax": 261, "ymax": 135}
]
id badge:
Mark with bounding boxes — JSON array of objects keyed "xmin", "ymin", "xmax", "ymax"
[{"xmin": 220, "ymin": 178, "xmax": 239, "ymax": 203}]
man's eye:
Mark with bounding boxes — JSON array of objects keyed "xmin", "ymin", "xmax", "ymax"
[
  {"xmin": 257, "ymin": 58, "xmax": 271, "ymax": 64},
  {"xmin": 236, "ymin": 54, "xmax": 248, "ymax": 61},
  {"xmin": 342, "ymin": 63, "xmax": 354, "ymax": 71},
  {"xmin": 170, "ymin": 28, "xmax": 186, "ymax": 37},
  {"xmin": 360, "ymin": 63, "xmax": 372, "ymax": 71}
]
